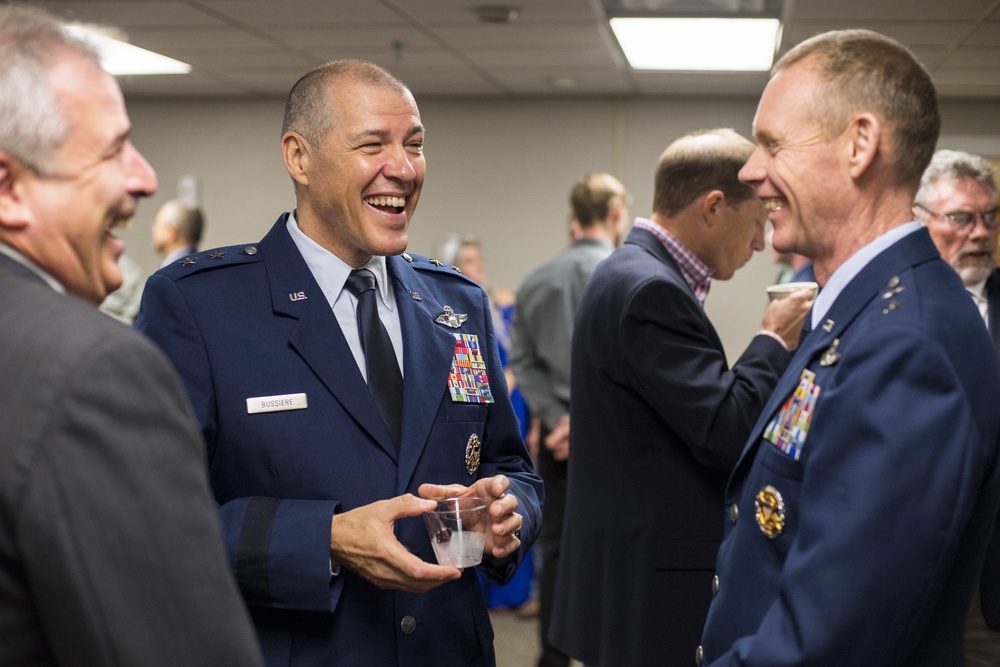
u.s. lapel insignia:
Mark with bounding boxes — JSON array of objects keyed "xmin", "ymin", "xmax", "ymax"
[
  {"xmin": 465, "ymin": 433, "xmax": 481, "ymax": 475},
  {"xmin": 819, "ymin": 338, "xmax": 840, "ymax": 367},
  {"xmin": 435, "ymin": 306, "xmax": 468, "ymax": 328},
  {"xmin": 821, "ymin": 319, "xmax": 835, "ymax": 333},
  {"xmin": 409, "ymin": 291, "xmax": 422, "ymax": 301},
  {"xmin": 755, "ymin": 485, "xmax": 785, "ymax": 539}
]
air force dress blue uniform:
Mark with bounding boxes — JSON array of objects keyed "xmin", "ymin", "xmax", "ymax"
[
  {"xmin": 136, "ymin": 214, "xmax": 542, "ymax": 667},
  {"xmin": 700, "ymin": 226, "xmax": 1000, "ymax": 666}
]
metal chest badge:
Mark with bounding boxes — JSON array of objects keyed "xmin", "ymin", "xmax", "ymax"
[
  {"xmin": 465, "ymin": 434, "xmax": 481, "ymax": 475},
  {"xmin": 755, "ymin": 485, "xmax": 785, "ymax": 539},
  {"xmin": 435, "ymin": 306, "xmax": 468, "ymax": 328},
  {"xmin": 447, "ymin": 333, "xmax": 494, "ymax": 404}
]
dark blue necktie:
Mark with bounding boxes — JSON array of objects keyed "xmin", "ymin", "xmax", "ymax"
[{"xmin": 345, "ymin": 269, "xmax": 403, "ymax": 448}]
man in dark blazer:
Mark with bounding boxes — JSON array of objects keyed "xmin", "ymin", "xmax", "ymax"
[
  {"xmin": 915, "ymin": 149, "xmax": 1000, "ymax": 665},
  {"xmin": 0, "ymin": 6, "xmax": 263, "ymax": 665},
  {"xmin": 700, "ymin": 30, "xmax": 1000, "ymax": 666},
  {"xmin": 137, "ymin": 60, "xmax": 541, "ymax": 666},
  {"xmin": 549, "ymin": 128, "xmax": 812, "ymax": 667}
]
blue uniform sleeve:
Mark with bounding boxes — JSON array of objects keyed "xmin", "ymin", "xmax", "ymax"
[{"xmin": 137, "ymin": 273, "xmax": 345, "ymax": 613}]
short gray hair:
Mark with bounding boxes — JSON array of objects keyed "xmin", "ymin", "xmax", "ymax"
[
  {"xmin": 914, "ymin": 149, "xmax": 997, "ymax": 206},
  {"xmin": 281, "ymin": 59, "xmax": 411, "ymax": 145},
  {"xmin": 775, "ymin": 30, "xmax": 940, "ymax": 191},
  {"xmin": 0, "ymin": 5, "xmax": 101, "ymax": 174}
]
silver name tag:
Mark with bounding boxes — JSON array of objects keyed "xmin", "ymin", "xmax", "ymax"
[{"xmin": 246, "ymin": 392, "xmax": 308, "ymax": 414}]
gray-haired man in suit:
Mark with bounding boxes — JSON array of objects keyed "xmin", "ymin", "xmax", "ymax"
[{"xmin": 0, "ymin": 6, "xmax": 262, "ymax": 665}]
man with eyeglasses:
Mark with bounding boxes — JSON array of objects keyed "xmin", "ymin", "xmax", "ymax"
[
  {"xmin": 915, "ymin": 149, "xmax": 1000, "ymax": 343},
  {"xmin": 916, "ymin": 149, "xmax": 1000, "ymax": 667}
]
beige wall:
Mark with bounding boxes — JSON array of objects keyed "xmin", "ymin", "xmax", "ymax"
[{"xmin": 120, "ymin": 94, "xmax": 1000, "ymax": 362}]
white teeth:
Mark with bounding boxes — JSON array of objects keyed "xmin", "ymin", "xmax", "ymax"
[
  {"xmin": 365, "ymin": 196, "xmax": 405, "ymax": 208},
  {"xmin": 764, "ymin": 199, "xmax": 785, "ymax": 212}
]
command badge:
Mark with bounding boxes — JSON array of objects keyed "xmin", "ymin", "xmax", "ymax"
[
  {"xmin": 755, "ymin": 485, "xmax": 785, "ymax": 539},
  {"xmin": 465, "ymin": 433, "xmax": 481, "ymax": 475}
]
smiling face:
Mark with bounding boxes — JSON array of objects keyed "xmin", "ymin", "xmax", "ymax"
[
  {"xmin": 17, "ymin": 53, "xmax": 157, "ymax": 303},
  {"xmin": 920, "ymin": 176, "xmax": 999, "ymax": 286},
  {"xmin": 739, "ymin": 60, "xmax": 846, "ymax": 266},
  {"xmin": 291, "ymin": 78, "xmax": 425, "ymax": 267}
]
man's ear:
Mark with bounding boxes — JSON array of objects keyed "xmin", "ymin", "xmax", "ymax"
[
  {"xmin": 0, "ymin": 151, "xmax": 32, "ymax": 231},
  {"xmin": 847, "ymin": 112, "xmax": 880, "ymax": 181},
  {"xmin": 701, "ymin": 190, "xmax": 726, "ymax": 227},
  {"xmin": 281, "ymin": 132, "xmax": 312, "ymax": 187}
]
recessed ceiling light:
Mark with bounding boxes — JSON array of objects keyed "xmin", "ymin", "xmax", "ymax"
[
  {"xmin": 610, "ymin": 17, "xmax": 780, "ymax": 71},
  {"xmin": 65, "ymin": 25, "xmax": 191, "ymax": 76}
]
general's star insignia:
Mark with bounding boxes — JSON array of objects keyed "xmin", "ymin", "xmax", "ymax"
[
  {"xmin": 208, "ymin": 251, "xmax": 226, "ymax": 259},
  {"xmin": 435, "ymin": 306, "xmax": 468, "ymax": 328},
  {"xmin": 179, "ymin": 257, "xmax": 196, "ymax": 266}
]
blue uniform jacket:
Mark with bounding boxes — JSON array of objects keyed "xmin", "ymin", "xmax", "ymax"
[
  {"xmin": 136, "ymin": 214, "xmax": 542, "ymax": 667},
  {"xmin": 701, "ymin": 228, "xmax": 1000, "ymax": 666}
]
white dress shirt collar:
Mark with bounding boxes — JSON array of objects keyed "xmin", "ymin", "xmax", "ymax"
[{"xmin": 285, "ymin": 211, "xmax": 393, "ymax": 311}]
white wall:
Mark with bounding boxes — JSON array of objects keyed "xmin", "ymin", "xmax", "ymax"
[{"xmin": 120, "ymin": 94, "xmax": 1000, "ymax": 362}]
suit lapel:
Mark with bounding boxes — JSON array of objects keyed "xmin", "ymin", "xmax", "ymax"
[
  {"xmin": 261, "ymin": 218, "xmax": 398, "ymax": 460},
  {"xmin": 389, "ymin": 257, "xmax": 458, "ymax": 490}
]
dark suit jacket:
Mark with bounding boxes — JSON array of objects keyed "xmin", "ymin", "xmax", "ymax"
[
  {"xmin": 986, "ymin": 269, "xmax": 1000, "ymax": 355},
  {"xmin": 136, "ymin": 215, "xmax": 542, "ymax": 667},
  {"xmin": 977, "ymin": 268, "xmax": 1000, "ymax": 630},
  {"xmin": 701, "ymin": 229, "xmax": 1000, "ymax": 666},
  {"xmin": 549, "ymin": 226, "xmax": 791, "ymax": 666},
  {"xmin": 0, "ymin": 252, "xmax": 262, "ymax": 666}
]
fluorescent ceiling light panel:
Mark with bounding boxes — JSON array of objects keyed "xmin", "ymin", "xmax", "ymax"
[
  {"xmin": 65, "ymin": 25, "xmax": 191, "ymax": 76},
  {"xmin": 610, "ymin": 17, "xmax": 779, "ymax": 71}
]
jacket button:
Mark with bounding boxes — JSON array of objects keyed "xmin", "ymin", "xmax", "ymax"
[
  {"xmin": 712, "ymin": 575, "xmax": 720, "ymax": 596},
  {"xmin": 729, "ymin": 503, "xmax": 739, "ymax": 524},
  {"xmin": 400, "ymin": 615, "xmax": 416, "ymax": 635},
  {"xmin": 696, "ymin": 645, "xmax": 704, "ymax": 666}
]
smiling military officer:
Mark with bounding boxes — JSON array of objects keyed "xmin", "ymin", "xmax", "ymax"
[{"xmin": 136, "ymin": 59, "xmax": 541, "ymax": 667}]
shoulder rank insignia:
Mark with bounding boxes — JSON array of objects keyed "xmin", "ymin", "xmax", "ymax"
[
  {"xmin": 755, "ymin": 485, "xmax": 785, "ymax": 539},
  {"xmin": 435, "ymin": 306, "xmax": 468, "ymax": 328}
]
